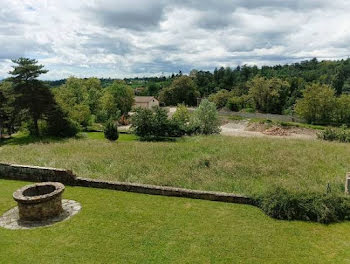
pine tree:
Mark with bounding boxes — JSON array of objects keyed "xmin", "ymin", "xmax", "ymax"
[{"xmin": 8, "ymin": 58, "xmax": 50, "ymax": 136}]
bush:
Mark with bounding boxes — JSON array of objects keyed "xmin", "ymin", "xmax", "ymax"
[
  {"xmin": 258, "ymin": 188, "xmax": 350, "ymax": 224},
  {"xmin": 190, "ymin": 99, "xmax": 220, "ymax": 135},
  {"xmin": 226, "ymin": 96, "xmax": 244, "ymax": 111},
  {"xmin": 208, "ymin": 89, "xmax": 231, "ymax": 109},
  {"xmin": 104, "ymin": 120, "xmax": 119, "ymax": 141},
  {"xmin": 46, "ymin": 107, "xmax": 80, "ymax": 137},
  {"xmin": 131, "ymin": 107, "xmax": 184, "ymax": 140},
  {"xmin": 317, "ymin": 126, "xmax": 350, "ymax": 142},
  {"xmin": 241, "ymin": 107, "xmax": 256, "ymax": 113},
  {"xmin": 172, "ymin": 104, "xmax": 190, "ymax": 131}
]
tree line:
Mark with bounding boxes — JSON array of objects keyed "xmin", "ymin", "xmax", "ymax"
[
  {"xmin": 0, "ymin": 58, "xmax": 135, "ymax": 139},
  {"xmin": 2, "ymin": 57, "xmax": 350, "ymax": 139}
]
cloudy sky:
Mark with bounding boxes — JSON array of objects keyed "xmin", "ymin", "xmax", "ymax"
[{"xmin": 1, "ymin": 0, "xmax": 350, "ymax": 80}]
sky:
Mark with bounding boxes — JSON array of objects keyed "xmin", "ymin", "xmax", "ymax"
[{"xmin": 1, "ymin": 0, "xmax": 350, "ymax": 80}]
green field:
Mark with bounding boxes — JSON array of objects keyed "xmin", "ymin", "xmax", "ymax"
[
  {"xmin": 0, "ymin": 133, "xmax": 349, "ymax": 196},
  {"xmin": 1, "ymin": 180, "xmax": 350, "ymax": 263}
]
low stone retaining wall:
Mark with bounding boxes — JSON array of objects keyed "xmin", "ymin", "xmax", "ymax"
[
  {"xmin": 75, "ymin": 177, "xmax": 253, "ymax": 204},
  {"xmin": 0, "ymin": 163, "xmax": 254, "ymax": 205},
  {"xmin": 0, "ymin": 163, "xmax": 76, "ymax": 184}
]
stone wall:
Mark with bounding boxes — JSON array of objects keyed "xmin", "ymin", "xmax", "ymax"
[
  {"xmin": 0, "ymin": 162, "xmax": 254, "ymax": 205},
  {"xmin": 0, "ymin": 163, "xmax": 76, "ymax": 184},
  {"xmin": 75, "ymin": 177, "xmax": 254, "ymax": 205}
]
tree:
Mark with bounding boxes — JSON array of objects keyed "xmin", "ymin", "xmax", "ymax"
[
  {"xmin": 8, "ymin": 58, "xmax": 77, "ymax": 137},
  {"xmin": 159, "ymin": 76, "xmax": 200, "ymax": 106},
  {"xmin": 334, "ymin": 95, "xmax": 350, "ymax": 124},
  {"xmin": 54, "ymin": 77, "xmax": 92, "ymax": 128},
  {"xmin": 147, "ymin": 83, "xmax": 161, "ymax": 96},
  {"xmin": 107, "ymin": 81, "xmax": 134, "ymax": 116},
  {"xmin": 99, "ymin": 91, "xmax": 121, "ymax": 122},
  {"xmin": 0, "ymin": 82, "xmax": 16, "ymax": 138},
  {"xmin": 194, "ymin": 70, "xmax": 215, "ymax": 96},
  {"xmin": 190, "ymin": 99, "xmax": 220, "ymax": 135},
  {"xmin": 295, "ymin": 83, "xmax": 336, "ymax": 124},
  {"xmin": 54, "ymin": 77, "xmax": 104, "ymax": 128},
  {"xmin": 131, "ymin": 107, "xmax": 184, "ymax": 140},
  {"xmin": 8, "ymin": 58, "xmax": 53, "ymax": 136},
  {"xmin": 0, "ymin": 88, "xmax": 6, "ymax": 139},
  {"xmin": 85, "ymin": 78, "xmax": 103, "ymax": 115},
  {"xmin": 248, "ymin": 77, "xmax": 290, "ymax": 114}
]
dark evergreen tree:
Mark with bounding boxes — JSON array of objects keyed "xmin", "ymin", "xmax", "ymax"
[{"xmin": 8, "ymin": 58, "xmax": 77, "ymax": 137}]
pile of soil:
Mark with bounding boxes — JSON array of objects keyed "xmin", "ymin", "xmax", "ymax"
[{"xmin": 263, "ymin": 126, "xmax": 290, "ymax": 136}]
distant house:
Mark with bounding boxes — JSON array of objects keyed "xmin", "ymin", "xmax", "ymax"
[
  {"xmin": 134, "ymin": 96, "xmax": 159, "ymax": 109},
  {"xmin": 134, "ymin": 87, "xmax": 145, "ymax": 95}
]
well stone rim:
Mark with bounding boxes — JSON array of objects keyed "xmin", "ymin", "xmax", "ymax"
[{"xmin": 13, "ymin": 182, "xmax": 65, "ymax": 204}]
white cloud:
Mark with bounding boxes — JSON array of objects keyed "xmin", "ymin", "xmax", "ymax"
[{"xmin": 0, "ymin": 0, "xmax": 350, "ymax": 79}]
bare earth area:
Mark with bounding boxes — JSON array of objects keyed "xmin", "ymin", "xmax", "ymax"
[{"xmin": 220, "ymin": 121, "xmax": 317, "ymax": 140}]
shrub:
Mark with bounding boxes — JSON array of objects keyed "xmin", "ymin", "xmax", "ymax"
[
  {"xmin": 131, "ymin": 107, "xmax": 184, "ymax": 140},
  {"xmin": 46, "ymin": 107, "xmax": 80, "ymax": 137},
  {"xmin": 172, "ymin": 104, "xmax": 190, "ymax": 131},
  {"xmin": 190, "ymin": 99, "xmax": 220, "ymax": 135},
  {"xmin": 241, "ymin": 107, "xmax": 256, "ymax": 113},
  {"xmin": 208, "ymin": 89, "xmax": 231, "ymax": 109},
  {"xmin": 226, "ymin": 96, "xmax": 244, "ymax": 111},
  {"xmin": 258, "ymin": 188, "xmax": 350, "ymax": 224},
  {"xmin": 104, "ymin": 120, "xmax": 119, "ymax": 141},
  {"xmin": 317, "ymin": 126, "xmax": 350, "ymax": 142}
]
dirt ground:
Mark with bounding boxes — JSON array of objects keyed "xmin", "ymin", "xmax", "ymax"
[{"xmin": 220, "ymin": 121, "xmax": 317, "ymax": 140}]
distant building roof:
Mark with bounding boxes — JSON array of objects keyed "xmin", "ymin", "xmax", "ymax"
[{"xmin": 134, "ymin": 96, "xmax": 158, "ymax": 103}]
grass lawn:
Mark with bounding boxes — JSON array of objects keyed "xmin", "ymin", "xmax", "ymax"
[
  {"xmin": 81, "ymin": 132, "xmax": 138, "ymax": 141},
  {"xmin": 1, "ymin": 179, "xmax": 350, "ymax": 263},
  {"xmin": 0, "ymin": 133, "xmax": 350, "ymax": 196}
]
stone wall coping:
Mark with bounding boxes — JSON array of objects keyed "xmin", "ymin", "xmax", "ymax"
[{"xmin": 0, "ymin": 163, "xmax": 73, "ymax": 173}]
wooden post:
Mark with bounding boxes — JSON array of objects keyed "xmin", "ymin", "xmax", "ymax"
[{"xmin": 345, "ymin": 173, "xmax": 350, "ymax": 194}]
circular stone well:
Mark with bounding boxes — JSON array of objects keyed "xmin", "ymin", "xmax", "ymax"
[{"xmin": 13, "ymin": 182, "xmax": 65, "ymax": 221}]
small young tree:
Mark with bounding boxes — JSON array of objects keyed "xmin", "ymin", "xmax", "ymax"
[
  {"xmin": 190, "ymin": 99, "xmax": 220, "ymax": 135},
  {"xmin": 104, "ymin": 120, "xmax": 119, "ymax": 141},
  {"xmin": 172, "ymin": 104, "xmax": 190, "ymax": 130}
]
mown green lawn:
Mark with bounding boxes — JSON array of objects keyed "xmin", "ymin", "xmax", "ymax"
[
  {"xmin": 1, "ymin": 180, "xmax": 350, "ymax": 263},
  {"xmin": 0, "ymin": 133, "xmax": 349, "ymax": 196}
]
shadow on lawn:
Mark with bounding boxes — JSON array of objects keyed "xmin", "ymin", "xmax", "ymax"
[{"xmin": 0, "ymin": 134, "xmax": 67, "ymax": 146}]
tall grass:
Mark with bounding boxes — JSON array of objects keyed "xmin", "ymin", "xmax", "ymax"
[{"xmin": 0, "ymin": 135, "xmax": 349, "ymax": 196}]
